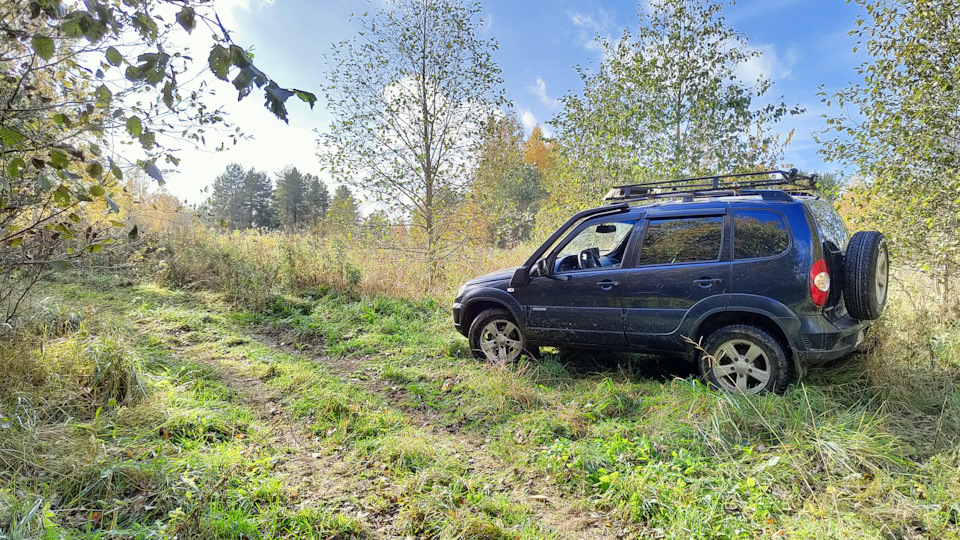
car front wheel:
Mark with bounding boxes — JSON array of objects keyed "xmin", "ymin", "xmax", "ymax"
[
  {"xmin": 699, "ymin": 325, "xmax": 792, "ymax": 395},
  {"xmin": 468, "ymin": 308, "xmax": 529, "ymax": 364}
]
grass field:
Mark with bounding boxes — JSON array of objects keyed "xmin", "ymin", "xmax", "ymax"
[{"xmin": 1, "ymin": 262, "xmax": 958, "ymax": 539}]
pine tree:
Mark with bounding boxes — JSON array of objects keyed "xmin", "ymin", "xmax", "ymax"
[
  {"xmin": 327, "ymin": 185, "xmax": 361, "ymax": 233},
  {"xmin": 274, "ymin": 166, "xmax": 306, "ymax": 229},
  {"xmin": 209, "ymin": 163, "xmax": 247, "ymax": 228},
  {"xmin": 241, "ymin": 169, "xmax": 275, "ymax": 229},
  {"xmin": 304, "ymin": 174, "xmax": 330, "ymax": 226}
]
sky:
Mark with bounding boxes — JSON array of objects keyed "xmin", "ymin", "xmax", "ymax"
[{"xmin": 160, "ymin": 0, "xmax": 868, "ymax": 205}]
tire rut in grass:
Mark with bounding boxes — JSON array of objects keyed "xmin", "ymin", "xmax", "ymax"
[
  {"xmin": 153, "ymin": 331, "xmax": 406, "ymax": 538},
  {"xmin": 251, "ymin": 327, "xmax": 627, "ymax": 539}
]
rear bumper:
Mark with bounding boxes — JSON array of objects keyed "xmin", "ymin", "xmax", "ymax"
[{"xmin": 790, "ymin": 314, "xmax": 870, "ymax": 365}]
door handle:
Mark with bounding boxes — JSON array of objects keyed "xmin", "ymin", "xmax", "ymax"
[
  {"xmin": 693, "ymin": 278, "xmax": 721, "ymax": 288},
  {"xmin": 597, "ymin": 280, "xmax": 620, "ymax": 291}
]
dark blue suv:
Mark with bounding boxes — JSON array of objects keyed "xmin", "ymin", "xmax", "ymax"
[{"xmin": 452, "ymin": 171, "xmax": 889, "ymax": 394}]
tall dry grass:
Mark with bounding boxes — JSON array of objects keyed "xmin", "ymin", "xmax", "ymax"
[{"xmin": 157, "ymin": 224, "xmax": 533, "ymax": 305}]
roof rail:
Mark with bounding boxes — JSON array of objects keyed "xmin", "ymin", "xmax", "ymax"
[{"xmin": 602, "ymin": 169, "xmax": 818, "ymax": 203}]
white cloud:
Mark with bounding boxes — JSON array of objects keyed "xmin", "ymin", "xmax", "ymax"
[
  {"xmin": 738, "ymin": 44, "xmax": 793, "ymax": 83},
  {"xmin": 214, "ymin": 0, "xmax": 275, "ymax": 30},
  {"xmin": 481, "ymin": 13, "xmax": 493, "ymax": 35},
  {"xmin": 527, "ymin": 77, "xmax": 559, "ymax": 108},
  {"xmin": 570, "ymin": 10, "xmax": 614, "ymax": 55},
  {"xmin": 571, "ymin": 12, "xmax": 601, "ymax": 32},
  {"xmin": 520, "ymin": 109, "xmax": 538, "ymax": 134}
]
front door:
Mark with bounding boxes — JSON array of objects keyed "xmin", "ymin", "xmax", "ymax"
[
  {"xmin": 513, "ymin": 218, "xmax": 638, "ymax": 347},
  {"xmin": 621, "ymin": 215, "xmax": 730, "ymax": 351}
]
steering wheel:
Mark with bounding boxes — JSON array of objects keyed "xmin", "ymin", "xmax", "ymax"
[{"xmin": 579, "ymin": 249, "xmax": 601, "ymax": 269}]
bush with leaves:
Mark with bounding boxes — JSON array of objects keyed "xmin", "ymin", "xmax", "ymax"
[
  {"xmin": 0, "ymin": 0, "xmax": 315, "ymax": 321},
  {"xmin": 817, "ymin": 0, "xmax": 960, "ymax": 302}
]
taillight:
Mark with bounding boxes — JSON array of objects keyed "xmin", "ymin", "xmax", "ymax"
[{"xmin": 810, "ymin": 258, "xmax": 830, "ymax": 307}]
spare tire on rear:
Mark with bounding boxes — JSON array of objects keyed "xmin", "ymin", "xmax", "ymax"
[{"xmin": 843, "ymin": 231, "xmax": 889, "ymax": 320}]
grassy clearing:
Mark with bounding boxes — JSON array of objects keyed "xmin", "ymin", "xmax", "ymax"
[
  {"xmin": 245, "ymin": 267, "xmax": 960, "ymax": 539},
  {"xmin": 2, "ymin": 256, "xmax": 959, "ymax": 538},
  {"xmin": 1, "ymin": 274, "xmax": 577, "ymax": 538}
]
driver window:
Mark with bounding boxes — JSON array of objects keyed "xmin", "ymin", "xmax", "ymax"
[{"xmin": 555, "ymin": 220, "xmax": 635, "ymax": 272}]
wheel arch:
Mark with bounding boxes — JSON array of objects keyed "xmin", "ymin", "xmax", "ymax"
[
  {"xmin": 693, "ymin": 310, "xmax": 800, "ymax": 378},
  {"xmin": 461, "ymin": 296, "xmax": 522, "ymax": 334}
]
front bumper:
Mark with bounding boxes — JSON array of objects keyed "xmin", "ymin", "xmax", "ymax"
[{"xmin": 452, "ymin": 302, "xmax": 467, "ymax": 336}]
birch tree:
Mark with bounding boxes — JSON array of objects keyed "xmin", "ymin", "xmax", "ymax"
[{"xmin": 319, "ymin": 0, "xmax": 505, "ymax": 269}]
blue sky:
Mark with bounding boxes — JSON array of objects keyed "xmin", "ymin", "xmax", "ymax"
[{"xmin": 164, "ymin": 0, "xmax": 866, "ymax": 204}]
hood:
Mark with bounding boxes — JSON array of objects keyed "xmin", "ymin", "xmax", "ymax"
[{"xmin": 464, "ymin": 267, "xmax": 517, "ymax": 287}]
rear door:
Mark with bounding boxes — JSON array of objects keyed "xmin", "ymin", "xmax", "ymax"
[{"xmin": 621, "ymin": 213, "xmax": 731, "ymax": 351}]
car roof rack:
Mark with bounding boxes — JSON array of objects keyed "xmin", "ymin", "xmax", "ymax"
[{"xmin": 602, "ymin": 169, "xmax": 818, "ymax": 204}]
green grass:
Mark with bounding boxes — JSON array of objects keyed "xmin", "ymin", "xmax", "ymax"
[{"xmin": 3, "ymin": 268, "xmax": 959, "ymax": 538}]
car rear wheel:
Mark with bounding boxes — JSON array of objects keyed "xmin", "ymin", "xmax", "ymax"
[
  {"xmin": 699, "ymin": 325, "xmax": 791, "ymax": 395},
  {"xmin": 468, "ymin": 308, "xmax": 530, "ymax": 364},
  {"xmin": 844, "ymin": 230, "xmax": 889, "ymax": 321}
]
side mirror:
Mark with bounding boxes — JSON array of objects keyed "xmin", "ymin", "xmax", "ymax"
[{"xmin": 509, "ymin": 266, "xmax": 530, "ymax": 288}]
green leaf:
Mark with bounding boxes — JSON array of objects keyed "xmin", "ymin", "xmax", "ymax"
[
  {"xmin": 61, "ymin": 12, "xmax": 90, "ymax": 38},
  {"xmin": 125, "ymin": 116, "xmax": 143, "ymax": 138},
  {"xmin": 1, "ymin": 126, "xmax": 24, "ymax": 149},
  {"xmin": 49, "ymin": 260, "xmax": 74, "ymax": 271},
  {"xmin": 53, "ymin": 185, "xmax": 71, "ymax": 206},
  {"xmin": 208, "ymin": 45, "xmax": 231, "ymax": 81},
  {"xmin": 229, "ymin": 45, "xmax": 252, "ymax": 68},
  {"xmin": 87, "ymin": 243, "xmax": 103, "ymax": 253},
  {"xmin": 138, "ymin": 130, "xmax": 156, "ymax": 149},
  {"xmin": 162, "ymin": 81, "xmax": 174, "ymax": 109},
  {"xmin": 295, "ymin": 90, "xmax": 318, "ymax": 109},
  {"xmin": 132, "ymin": 12, "xmax": 158, "ymax": 40},
  {"xmin": 110, "ymin": 162, "xmax": 123, "ymax": 181},
  {"xmin": 94, "ymin": 84, "xmax": 111, "ymax": 102},
  {"xmin": 142, "ymin": 161, "xmax": 164, "ymax": 185},
  {"xmin": 264, "ymin": 83, "xmax": 295, "ymax": 123},
  {"xmin": 106, "ymin": 46, "xmax": 123, "ymax": 66},
  {"xmin": 49, "ymin": 151, "xmax": 69, "ymax": 170},
  {"xmin": 83, "ymin": 20, "xmax": 107, "ymax": 43},
  {"xmin": 105, "ymin": 195, "xmax": 120, "ymax": 214},
  {"xmin": 36, "ymin": 175, "xmax": 52, "ymax": 190},
  {"xmin": 128, "ymin": 225, "xmax": 139, "ymax": 241},
  {"xmin": 110, "ymin": 220, "xmax": 124, "ymax": 228},
  {"xmin": 176, "ymin": 7, "xmax": 196, "ymax": 33},
  {"xmin": 6, "ymin": 157, "xmax": 26, "ymax": 178},
  {"xmin": 89, "ymin": 185, "xmax": 105, "ymax": 197},
  {"xmin": 7, "ymin": 237, "xmax": 22, "ymax": 248},
  {"xmin": 68, "ymin": 213, "xmax": 81, "ymax": 223},
  {"xmin": 87, "ymin": 162, "xmax": 103, "ymax": 179},
  {"xmin": 31, "ymin": 35, "xmax": 54, "ymax": 60}
]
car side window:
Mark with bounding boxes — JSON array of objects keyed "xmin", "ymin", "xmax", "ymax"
[
  {"xmin": 733, "ymin": 210, "xmax": 789, "ymax": 259},
  {"xmin": 636, "ymin": 216, "xmax": 724, "ymax": 266},
  {"xmin": 554, "ymin": 219, "xmax": 636, "ymax": 272}
]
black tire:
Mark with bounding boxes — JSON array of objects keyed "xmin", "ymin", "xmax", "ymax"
[
  {"xmin": 699, "ymin": 325, "xmax": 792, "ymax": 395},
  {"xmin": 843, "ymin": 231, "xmax": 889, "ymax": 321},
  {"xmin": 467, "ymin": 308, "xmax": 533, "ymax": 363}
]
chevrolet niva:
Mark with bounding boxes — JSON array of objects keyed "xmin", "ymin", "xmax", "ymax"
[{"xmin": 452, "ymin": 170, "xmax": 888, "ymax": 395}]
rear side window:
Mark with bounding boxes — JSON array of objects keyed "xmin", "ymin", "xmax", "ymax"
[
  {"xmin": 734, "ymin": 211, "xmax": 789, "ymax": 259},
  {"xmin": 805, "ymin": 200, "xmax": 850, "ymax": 250},
  {"xmin": 637, "ymin": 216, "xmax": 724, "ymax": 266}
]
